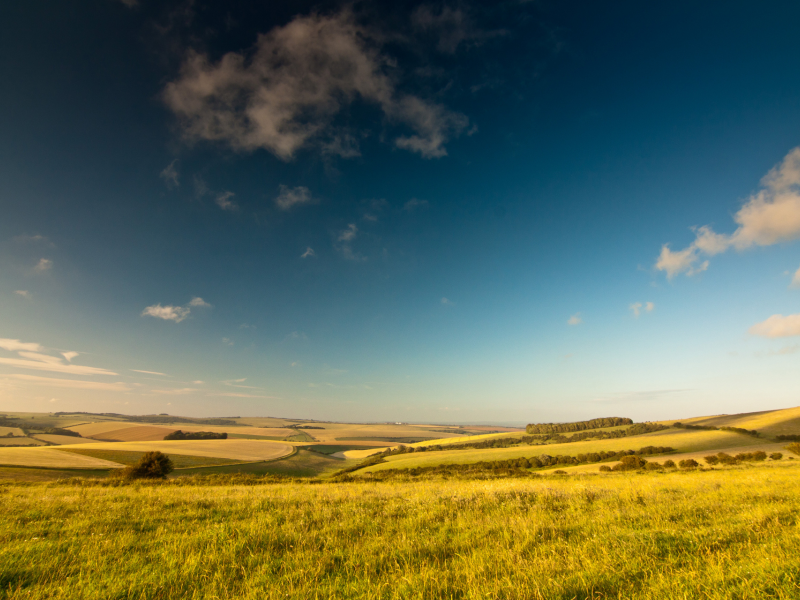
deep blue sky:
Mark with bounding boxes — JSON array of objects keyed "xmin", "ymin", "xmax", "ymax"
[{"xmin": 2, "ymin": 0, "xmax": 800, "ymax": 423}]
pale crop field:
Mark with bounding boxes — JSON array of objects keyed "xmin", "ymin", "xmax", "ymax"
[
  {"xmin": 81, "ymin": 426, "xmax": 178, "ymax": 442},
  {"xmin": 0, "ymin": 438, "xmax": 45, "ymax": 447},
  {"xmin": 57, "ymin": 439, "xmax": 295, "ymax": 462},
  {"xmin": 0, "ymin": 427, "xmax": 26, "ymax": 437},
  {"xmin": 0, "ymin": 463, "xmax": 798, "ymax": 599},
  {"xmin": 31, "ymin": 435, "xmax": 101, "ymax": 446},
  {"xmin": 360, "ymin": 428, "xmax": 766, "ymax": 473},
  {"xmin": 0, "ymin": 447, "xmax": 122, "ymax": 468}
]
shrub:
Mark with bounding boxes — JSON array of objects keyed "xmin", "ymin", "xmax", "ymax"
[
  {"xmin": 785, "ymin": 443, "xmax": 800, "ymax": 456},
  {"xmin": 612, "ymin": 455, "xmax": 647, "ymax": 471},
  {"xmin": 717, "ymin": 452, "xmax": 738, "ymax": 465},
  {"xmin": 662, "ymin": 460, "xmax": 676, "ymax": 468},
  {"xmin": 598, "ymin": 465, "xmax": 611, "ymax": 472},
  {"xmin": 164, "ymin": 430, "xmax": 227, "ymax": 440},
  {"xmin": 678, "ymin": 459, "xmax": 699, "ymax": 469},
  {"xmin": 704, "ymin": 455, "xmax": 719, "ymax": 465},
  {"xmin": 118, "ymin": 451, "xmax": 174, "ymax": 480},
  {"xmin": 770, "ymin": 452, "xmax": 783, "ymax": 460},
  {"xmin": 644, "ymin": 462, "xmax": 663, "ymax": 471},
  {"xmin": 552, "ymin": 470, "xmax": 568, "ymax": 475}
]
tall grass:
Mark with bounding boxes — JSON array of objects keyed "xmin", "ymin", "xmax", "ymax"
[{"xmin": 1, "ymin": 463, "xmax": 799, "ymax": 599}]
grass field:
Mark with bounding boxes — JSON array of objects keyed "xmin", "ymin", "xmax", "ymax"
[
  {"xmin": 679, "ymin": 406, "xmax": 800, "ymax": 436},
  {"xmin": 60, "ymin": 449, "xmax": 246, "ymax": 469},
  {"xmin": 0, "ymin": 438, "xmax": 45, "ymax": 447},
  {"xmin": 52, "ymin": 439, "xmax": 295, "ymax": 462},
  {"xmin": 0, "ymin": 462, "xmax": 798, "ymax": 599},
  {"xmin": 31, "ymin": 434, "xmax": 100, "ymax": 446},
  {"xmin": 0, "ymin": 448, "xmax": 123, "ymax": 469},
  {"xmin": 358, "ymin": 428, "xmax": 766, "ymax": 473}
]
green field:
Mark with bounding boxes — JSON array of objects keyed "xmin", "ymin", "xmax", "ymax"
[
  {"xmin": 358, "ymin": 428, "xmax": 765, "ymax": 473},
  {"xmin": 1, "ymin": 462, "xmax": 798, "ymax": 599}
]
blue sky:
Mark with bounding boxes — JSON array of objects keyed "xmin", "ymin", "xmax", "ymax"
[{"xmin": 1, "ymin": 0, "xmax": 800, "ymax": 423}]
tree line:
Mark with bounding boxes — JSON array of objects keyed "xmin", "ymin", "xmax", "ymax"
[{"xmin": 525, "ymin": 417, "xmax": 633, "ymax": 434}]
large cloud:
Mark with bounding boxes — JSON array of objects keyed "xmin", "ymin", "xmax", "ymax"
[
  {"xmin": 656, "ymin": 147, "xmax": 800, "ymax": 278},
  {"xmin": 749, "ymin": 314, "xmax": 800, "ymax": 338},
  {"xmin": 163, "ymin": 11, "xmax": 468, "ymax": 160}
]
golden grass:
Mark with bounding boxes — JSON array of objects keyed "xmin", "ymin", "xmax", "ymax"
[
  {"xmin": 359, "ymin": 428, "xmax": 766, "ymax": 473},
  {"xmin": 85, "ymin": 425, "xmax": 178, "ymax": 441},
  {"xmin": 1, "ymin": 463, "xmax": 798, "ymax": 599},
  {"xmin": 680, "ymin": 405, "xmax": 800, "ymax": 436},
  {"xmin": 0, "ymin": 426, "xmax": 25, "ymax": 436},
  {"xmin": 0, "ymin": 447, "xmax": 123, "ymax": 468},
  {"xmin": 0, "ymin": 437, "xmax": 45, "ymax": 447}
]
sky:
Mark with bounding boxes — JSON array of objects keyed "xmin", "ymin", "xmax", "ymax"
[{"xmin": 1, "ymin": 0, "xmax": 800, "ymax": 424}]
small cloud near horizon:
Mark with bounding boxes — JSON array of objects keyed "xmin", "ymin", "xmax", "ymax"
[
  {"xmin": 749, "ymin": 313, "xmax": 800, "ymax": 338},
  {"xmin": 630, "ymin": 301, "xmax": 655, "ymax": 317},
  {"xmin": 567, "ymin": 313, "xmax": 582, "ymax": 326}
]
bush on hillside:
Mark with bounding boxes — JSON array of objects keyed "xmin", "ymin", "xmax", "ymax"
[
  {"xmin": 786, "ymin": 443, "xmax": 800, "ymax": 456},
  {"xmin": 770, "ymin": 452, "xmax": 783, "ymax": 460},
  {"xmin": 678, "ymin": 459, "xmax": 699, "ymax": 469},
  {"xmin": 525, "ymin": 417, "xmax": 633, "ymax": 434},
  {"xmin": 662, "ymin": 460, "xmax": 676, "ymax": 468},
  {"xmin": 598, "ymin": 465, "xmax": 611, "ymax": 472},
  {"xmin": 164, "ymin": 430, "xmax": 227, "ymax": 440},
  {"xmin": 704, "ymin": 455, "xmax": 719, "ymax": 465},
  {"xmin": 612, "ymin": 455, "xmax": 648, "ymax": 471},
  {"xmin": 117, "ymin": 451, "xmax": 174, "ymax": 480},
  {"xmin": 775, "ymin": 434, "xmax": 800, "ymax": 441}
]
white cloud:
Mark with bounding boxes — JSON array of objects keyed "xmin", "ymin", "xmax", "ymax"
[
  {"xmin": 188, "ymin": 297, "xmax": 212, "ymax": 308},
  {"xmin": 142, "ymin": 304, "xmax": 190, "ymax": 323},
  {"xmin": 404, "ymin": 198, "xmax": 429, "ymax": 211},
  {"xmin": 749, "ymin": 314, "xmax": 800, "ymax": 338},
  {"xmin": 657, "ymin": 147, "xmax": 800, "ymax": 277},
  {"xmin": 0, "ymin": 339, "xmax": 43, "ymax": 352},
  {"xmin": 0, "ymin": 355, "xmax": 117, "ymax": 376},
  {"xmin": 142, "ymin": 297, "xmax": 211, "ymax": 322},
  {"xmin": 630, "ymin": 301, "xmax": 655, "ymax": 317},
  {"xmin": 222, "ymin": 338, "xmax": 234, "ymax": 346},
  {"xmin": 338, "ymin": 224, "xmax": 358, "ymax": 243},
  {"xmin": 285, "ymin": 331, "xmax": 308, "ymax": 341},
  {"xmin": 14, "ymin": 290, "xmax": 30, "ymax": 298},
  {"xmin": 6, "ymin": 374, "xmax": 131, "ymax": 392},
  {"xmin": 215, "ymin": 191, "xmax": 238, "ymax": 211},
  {"xmin": 301, "ymin": 247, "xmax": 315, "ymax": 259},
  {"xmin": 160, "ymin": 160, "xmax": 179, "ymax": 189},
  {"xmin": 34, "ymin": 258, "xmax": 52, "ymax": 273},
  {"xmin": 567, "ymin": 313, "xmax": 582, "ymax": 326},
  {"xmin": 275, "ymin": 185, "xmax": 313, "ymax": 210},
  {"xmin": 61, "ymin": 351, "xmax": 79, "ymax": 362},
  {"xmin": 791, "ymin": 265, "xmax": 800, "ymax": 288},
  {"xmin": 131, "ymin": 369, "xmax": 168, "ymax": 376},
  {"xmin": 441, "ymin": 297, "xmax": 454, "ymax": 306},
  {"xmin": 152, "ymin": 388, "xmax": 199, "ymax": 395},
  {"xmin": 162, "ymin": 10, "xmax": 468, "ymax": 160},
  {"xmin": 213, "ymin": 392, "xmax": 279, "ymax": 399}
]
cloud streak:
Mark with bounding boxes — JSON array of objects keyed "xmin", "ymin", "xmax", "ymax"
[
  {"xmin": 275, "ymin": 185, "xmax": 313, "ymax": 210},
  {"xmin": 6, "ymin": 374, "xmax": 131, "ymax": 391},
  {"xmin": 749, "ymin": 314, "xmax": 800, "ymax": 338},
  {"xmin": 656, "ymin": 148, "xmax": 800, "ymax": 278},
  {"xmin": 142, "ymin": 297, "xmax": 211, "ymax": 322}
]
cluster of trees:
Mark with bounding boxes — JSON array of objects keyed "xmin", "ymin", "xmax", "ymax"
[
  {"xmin": 163, "ymin": 430, "xmax": 227, "ymax": 440},
  {"xmin": 673, "ymin": 423, "xmax": 760, "ymax": 437},
  {"xmin": 703, "ymin": 451, "xmax": 769, "ymax": 465},
  {"xmin": 114, "ymin": 451, "xmax": 175, "ymax": 480},
  {"xmin": 284, "ymin": 424, "xmax": 325, "ymax": 430},
  {"xmin": 42, "ymin": 427, "xmax": 81, "ymax": 437},
  {"xmin": 525, "ymin": 417, "xmax": 633, "ymax": 434},
  {"xmin": 776, "ymin": 434, "xmax": 800, "ymax": 441}
]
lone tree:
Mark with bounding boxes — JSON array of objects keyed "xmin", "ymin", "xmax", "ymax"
[{"xmin": 120, "ymin": 451, "xmax": 174, "ymax": 480}]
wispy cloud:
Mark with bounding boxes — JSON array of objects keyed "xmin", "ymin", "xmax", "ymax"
[
  {"xmin": 749, "ymin": 314, "xmax": 800, "ymax": 338},
  {"xmin": 142, "ymin": 297, "xmax": 211, "ymax": 323},
  {"xmin": 301, "ymin": 247, "xmax": 315, "ymax": 259},
  {"xmin": 404, "ymin": 198, "xmax": 429, "ymax": 211},
  {"xmin": 630, "ymin": 301, "xmax": 654, "ymax": 317},
  {"xmin": 285, "ymin": 331, "xmax": 308, "ymax": 341},
  {"xmin": 61, "ymin": 352, "xmax": 79, "ymax": 362},
  {"xmin": 441, "ymin": 297, "xmax": 454, "ymax": 306},
  {"xmin": 163, "ymin": 10, "xmax": 468, "ymax": 160},
  {"xmin": 791, "ymin": 265, "xmax": 800, "ymax": 288},
  {"xmin": 6, "ymin": 374, "xmax": 131, "ymax": 391},
  {"xmin": 0, "ymin": 339, "xmax": 43, "ymax": 352},
  {"xmin": 215, "ymin": 191, "xmax": 238, "ymax": 211},
  {"xmin": 34, "ymin": 258, "xmax": 52, "ymax": 273},
  {"xmin": 335, "ymin": 224, "xmax": 363, "ymax": 260},
  {"xmin": 567, "ymin": 313, "xmax": 582, "ymax": 326},
  {"xmin": 275, "ymin": 185, "xmax": 313, "ymax": 211},
  {"xmin": 0, "ymin": 355, "xmax": 117, "ymax": 376},
  {"xmin": 412, "ymin": 5, "xmax": 505, "ymax": 54},
  {"xmin": 656, "ymin": 147, "xmax": 800, "ymax": 278},
  {"xmin": 152, "ymin": 388, "xmax": 198, "ymax": 395},
  {"xmin": 14, "ymin": 290, "xmax": 30, "ymax": 299},
  {"xmin": 160, "ymin": 160, "xmax": 179, "ymax": 189},
  {"xmin": 131, "ymin": 369, "xmax": 168, "ymax": 376},
  {"xmin": 755, "ymin": 344, "xmax": 799, "ymax": 357}
]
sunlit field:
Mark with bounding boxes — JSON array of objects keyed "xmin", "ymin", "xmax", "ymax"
[{"xmin": 1, "ymin": 462, "xmax": 799, "ymax": 599}]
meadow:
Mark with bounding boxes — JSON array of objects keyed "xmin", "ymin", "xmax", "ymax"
[{"xmin": 1, "ymin": 462, "xmax": 799, "ymax": 599}]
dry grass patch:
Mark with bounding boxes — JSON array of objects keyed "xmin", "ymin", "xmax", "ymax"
[
  {"xmin": 0, "ymin": 447, "xmax": 123, "ymax": 468},
  {"xmin": 31, "ymin": 434, "xmax": 100, "ymax": 445},
  {"xmin": 60, "ymin": 439, "xmax": 294, "ymax": 462}
]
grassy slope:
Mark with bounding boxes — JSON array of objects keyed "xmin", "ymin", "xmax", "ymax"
[
  {"xmin": 174, "ymin": 449, "xmax": 352, "ymax": 478},
  {"xmin": 0, "ymin": 463, "xmax": 798, "ymax": 599},
  {"xmin": 679, "ymin": 405, "xmax": 800, "ymax": 436},
  {"xmin": 60, "ymin": 449, "xmax": 244, "ymax": 469},
  {"xmin": 358, "ymin": 428, "xmax": 766, "ymax": 473}
]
